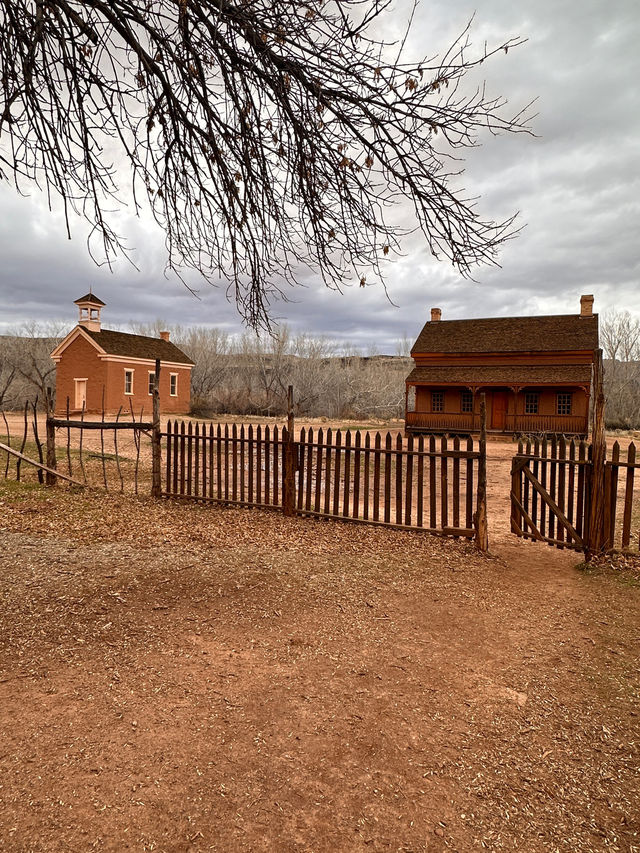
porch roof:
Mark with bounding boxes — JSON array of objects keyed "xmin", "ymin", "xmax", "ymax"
[{"xmin": 405, "ymin": 364, "xmax": 592, "ymax": 386}]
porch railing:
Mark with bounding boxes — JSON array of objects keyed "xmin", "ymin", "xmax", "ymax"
[
  {"xmin": 406, "ymin": 410, "xmax": 588, "ymax": 435},
  {"xmin": 505, "ymin": 414, "xmax": 588, "ymax": 435},
  {"xmin": 406, "ymin": 411, "xmax": 477, "ymax": 431}
]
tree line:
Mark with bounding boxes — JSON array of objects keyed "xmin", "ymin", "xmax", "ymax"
[
  {"xmin": 0, "ymin": 322, "xmax": 411, "ymax": 419},
  {"xmin": 1, "ymin": 311, "xmax": 639, "ymax": 427}
]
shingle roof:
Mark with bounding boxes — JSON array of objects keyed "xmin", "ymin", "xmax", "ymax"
[
  {"xmin": 406, "ymin": 364, "xmax": 593, "ymax": 386},
  {"xmin": 85, "ymin": 328, "xmax": 194, "ymax": 365},
  {"xmin": 411, "ymin": 314, "xmax": 599, "ymax": 355},
  {"xmin": 74, "ymin": 292, "xmax": 106, "ymax": 306}
]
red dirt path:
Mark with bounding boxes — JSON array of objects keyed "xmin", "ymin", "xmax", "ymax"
[{"xmin": 0, "ymin": 437, "xmax": 638, "ymax": 852}]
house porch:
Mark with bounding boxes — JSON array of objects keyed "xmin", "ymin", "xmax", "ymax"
[{"xmin": 405, "ymin": 384, "xmax": 590, "ymax": 436}]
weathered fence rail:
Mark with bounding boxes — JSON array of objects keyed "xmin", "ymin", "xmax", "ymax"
[{"xmin": 162, "ymin": 420, "xmax": 484, "ymax": 537}]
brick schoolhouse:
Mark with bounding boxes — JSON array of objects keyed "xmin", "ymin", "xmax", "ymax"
[
  {"xmin": 405, "ymin": 295, "xmax": 599, "ymax": 436},
  {"xmin": 50, "ymin": 293, "xmax": 194, "ymax": 415}
]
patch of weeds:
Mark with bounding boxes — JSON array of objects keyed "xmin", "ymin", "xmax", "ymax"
[{"xmin": 0, "ymin": 479, "xmax": 47, "ymax": 501}]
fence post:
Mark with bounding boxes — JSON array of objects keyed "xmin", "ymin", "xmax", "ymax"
[
  {"xmin": 45, "ymin": 387, "xmax": 57, "ymax": 487},
  {"xmin": 586, "ymin": 348, "xmax": 606, "ymax": 559},
  {"xmin": 474, "ymin": 392, "xmax": 489, "ymax": 552},
  {"xmin": 283, "ymin": 385, "xmax": 296, "ymax": 516},
  {"xmin": 151, "ymin": 357, "xmax": 162, "ymax": 498}
]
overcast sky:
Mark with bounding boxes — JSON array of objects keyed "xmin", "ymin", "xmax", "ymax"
[{"xmin": 0, "ymin": 0, "xmax": 638, "ymax": 352}]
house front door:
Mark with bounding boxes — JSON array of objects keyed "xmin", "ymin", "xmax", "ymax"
[
  {"xmin": 74, "ymin": 379, "xmax": 87, "ymax": 410},
  {"xmin": 491, "ymin": 391, "xmax": 508, "ymax": 430}
]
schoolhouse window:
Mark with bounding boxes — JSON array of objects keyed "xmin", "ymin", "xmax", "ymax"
[
  {"xmin": 170, "ymin": 373, "xmax": 178, "ymax": 397},
  {"xmin": 406, "ymin": 386, "xmax": 416, "ymax": 412},
  {"xmin": 431, "ymin": 391, "xmax": 444, "ymax": 413},
  {"xmin": 525, "ymin": 392, "xmax": 539, "ymax": 414},
  {"xmin": 124, "ymin": 369, "xmax": 134, "ymax": 395},
  {"xmin": 148, "ymin": 371, "xmax": 156, "ymax": 395},
  {"xmin": 557, "ymin": 393, "xmax": 572, "ymax": 415},
  {"xmin": 460, "ymin": 390, "xmax": 473, "ymax": 413}
]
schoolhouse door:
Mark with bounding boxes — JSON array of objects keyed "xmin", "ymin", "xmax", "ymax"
[{"xmin": 74, "ymin": 379, "xmax": 87, "ymax": 410}]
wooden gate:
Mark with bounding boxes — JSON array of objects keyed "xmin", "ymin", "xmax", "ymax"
[
  {"xmin": 511, "ymin": 437, "xmax": 640, "ymax": 555},
  {"xmin": 510, "ymin": 437, "xmax": 590, "ymax": 551}
]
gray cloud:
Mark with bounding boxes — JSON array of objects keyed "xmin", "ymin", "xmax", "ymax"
[{"xmin": 1, "ymin": 0, "xmax": 638, "ymax": 351}]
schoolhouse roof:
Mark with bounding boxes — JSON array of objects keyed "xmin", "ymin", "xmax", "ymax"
[{"xmin": 83, "ymin": 328, "xmax": 194, "ymax": 365}]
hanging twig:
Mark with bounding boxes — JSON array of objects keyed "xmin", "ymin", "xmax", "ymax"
[{"xmin": 113, "ymin": 406, "xmax": 124, "ymax": 492}]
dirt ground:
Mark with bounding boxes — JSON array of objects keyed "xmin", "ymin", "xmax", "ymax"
[{"xmin": 0, "ymin": 436, "xmax": 639, "ymax": 852}]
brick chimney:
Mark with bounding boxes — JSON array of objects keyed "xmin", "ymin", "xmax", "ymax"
[
  {"xmin": 430, "ymin": 307, "xmax": 442, "ymax": 322},
  {"xmin": 159, "ymin": 330, "xmax": 170, "ymax": 341},
  {"xmin": 580, "ymin": 294, "xmax": 594, "ymax": 317}
]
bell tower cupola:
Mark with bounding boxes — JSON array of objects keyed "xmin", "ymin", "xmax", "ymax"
[{"xmin": 74, "ymin": 291, "xmax": 105, "ymax": 332}]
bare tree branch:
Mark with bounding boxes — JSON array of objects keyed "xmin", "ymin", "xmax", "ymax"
[{"xmin": 0, "ymin": 0, "xmax": 533, "ymax": 326}]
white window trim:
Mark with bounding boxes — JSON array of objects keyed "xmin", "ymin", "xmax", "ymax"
[
  {"xmin": 124, "ymin": 368, "xmax": 134, "ymax": 395},
  {"xmin": 169, "ymin": 372, "xmax": 178, "ymax": 397},
  {"xmin": 148, "ymin": 370, "xmax": 156, "ymax": 396}
]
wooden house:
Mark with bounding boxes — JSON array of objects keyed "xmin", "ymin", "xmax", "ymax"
[
  {"xmin": 51, "ymin": 293, "xmax": 194, "ymax": 415},
  {"xmin": 405, "ymin": 295, "xmax": 599, "ymax": 436}
]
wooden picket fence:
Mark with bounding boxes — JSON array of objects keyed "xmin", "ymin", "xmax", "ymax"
[
  {"xmin": 604, "ymin": 441, "xmax": 640, "ymax": 552},
  {"xmin": 511, "ymin": 437, "xmax": 640, "ymax": 554},
  {"xmin": 162, "ymin": 421, "xmax": 484, "ymax": 537}
]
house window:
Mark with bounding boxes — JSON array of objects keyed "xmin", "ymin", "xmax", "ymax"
[
  {"xmin": 406, "ymin": 386, "xmax": 416, "ymax": 412},
  {"xmin": 124, "ymin": 369, "xmax": 134, "ymax": 395},
  {"xmin": 148, "ymin": 371, "xmax": 156, "ymax": 395},
  {"xmin": 557, "ymin": 393, "xmax": 572, "ymax": 415},
  {"xmin": 525, "ymin": 392, "xmax": 539, "ymax": 414},
  {"xmin": 431, "ymin": 391, "xmax": 444, "ymax": 413},
  {"xmin": 170, "ymin": 373, "xmax": 178, "ymax": 397},
  {"xmin": 461, "ymin": 390, "xmax": 473, "ymax": 413}
]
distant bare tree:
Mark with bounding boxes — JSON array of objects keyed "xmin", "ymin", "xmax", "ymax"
[
  {"xmin": 601, "ymin": 310, "xmax": 640, "ymax": 429},
  {"xmin": 395, "ymin": 333, "xmax": 413, "ymax": 358},
  {"xmin": 0, "ymin": 323, "xmax": 64, "ymax": 408},
  {"xmin": 0, "ymin": 336, "xmax": 17, "ymax": 408},
  {"xmin": 177, "ymin": 327, "xmax": 234, "ymax": 410},
  {"xmin": 1, "ymin": 1, "xmax": 531, "ymax": 327}
]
